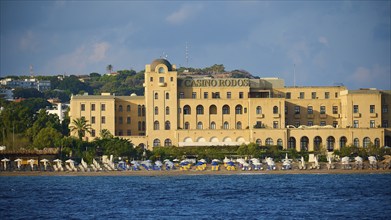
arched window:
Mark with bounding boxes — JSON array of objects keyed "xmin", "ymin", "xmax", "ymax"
[
  {"xmin": 164, "ymin": 139, "xmax": 172, "ymax": 147},
  {"xmin": 223, "ymin": 105, "xmax": 230, "ymax": 114},
  {"xmin": 197, "ymin": 122, "xmax": 203, "ymax": 129},
  {"xmin": 141, "ymin": 105, "xmax": 145, "ymax": 116},
  {"xmin": 223, "ymin": 121, "xmax": 229, "ymax": 129},
  {"xmin": 138, "ymin": 105, "xmax": 141, "ymax": 116},
  {"xmin": 183, "ymin": 105, "xmax": 191, "ymax": 115},
  {"xmin": 196, "ymin": 105, "xmax": 204, "ymax": 115},
  {"xmin": 210, "ymin": 122, "xmax": 216, "ymax": 129},
  {"xmin": 354, "ymin": 138, "xmax": 360, "ymax": 147},
  {"xmin": 273, "ymin": 106, "xmax": 279, "ymax": 114},
  {"xmin": 165, "ymin": 106, "xmax": 170, "ymax": 115},
  {"xmin": 153, "ymin": 139, "xmax": 160, "ymax": 147},
  {"xmin": 154, "ymin": 121, "xmax": 160, "ymax": 130},
  {"xmin": 266, "ymin": 138, "xmax": 274, "ymax": 146},
  {"xmin": 158, "ymin": 67, "xmax": 165, "ymax": 73},
  {"xmin": 236, "ymin": 121, "xmax": 242, "ymax": 129},
  {"xmin": 142, "ymin": 121, "xmax": 146, "ymax": 131},
  {"xmin": 209, "ymin": 105, "xmax": 217, "ymax": 114},
  {"xmin": 288, "ymin": 137, "xmax": 296, "ymax": 149},
  {"xmin": 166, "ymin": 92, "xmax": 169, "ymax": 99},
  {"xmin": 154, "ymin": 106, "xmax": 159, "ymax": 115},
  {"xmin": 340, "ymin": 136, "xmax": 347, "ymax": 149},
  {"xmin": 235, "ymin": 105, "xmax": 243, "ymax": 114},
  {"xmin": 363, "ymin": 137, "xmax": 371, "ymax": 148},
  {"xmin": 301, "ymin": 136, "xmax": 309, "ymax": 151},
  {"xmin": 119, "ymin": 105, "xmax": 123, "ymax": 112},
  {"xmin": 165, "ymin": 121, "xmax": 171, "ymax": 130},
  {"xmin": 327, "ymin": 136, "xmax": 335, "ymax": 151},
  {"xmin": 184, "ymin": 122, "xmax": 190, "ymax": 130},
  {"xmin": 374, "ymin": 138, "xmax": 380, "ymax": 147},
  {"xmin": 314, "ymin": 136, "xmax": 322, "ymax": 151},
  {"xmin": 154, "ymin": 93, "xmax": 158, "ymax": 99},
  {"xmin": 126, "ymin": 105, "xmax": 130, "ymax": 112},
  {"xmin": 256, "ymin": 106, "xmax": 262, "ymax": 115},
  {"xmin": 256, "ymin": 139, "xmax": 262, "ymax": 146},
  {"xmin": 277, "ymin": 139, "xmax": 283, "ymax": 147}
]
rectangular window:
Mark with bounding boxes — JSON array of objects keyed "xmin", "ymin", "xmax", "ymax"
[
  {"xmin": 170, "ymin": 77, "xmax": 173, "ymax": 82},
  {"xmin": 91, "ymin": 116, "xmax": 95, "ymax": 124},
  {"xmin": 239, "ymin": 92, "xmax": 244, "ymax": 99},
  {"xmin": 118, "ymin": 130, "xmax": 123, "ymax": 136},
  {"xmin": 286, "ymin": 92, "xmax": 291, "ymax": 99},
  {"xmin": 320, "ymin": 121, "xmax": 326, "ymax": 126},
  {"xmin": 294, "ymin": 106, "xmax": 300, "ymax": 114},
  {"xmin": 91, "ymin": 104, "xmax": 95, "ymax": 111},
  {"xmin": 325, "ymin": 92, "xmax": 330, "ymax": 99},
  {"xmin": 307, "ymin": 106, "xmax": 313, "ymax": 114},
  {"xmin": 192, "ymin": 92, "xmax": 196, "ymax": 99},
  {"xmin": 295, "ymin": 121, "xmax": 300, "ymax": 127},
  {"xmin": 353, "ymin": 105, "xmax": 359, "ymax": 113},
  {"xmin": 370, "ymin": 105, "xmax": 375, "ymax": 113},
  {"xmin": 101, "ymin": 104, "xmax": 106, "ymax": 111},
  {"xmin": 227, "ymin": 92, "xmax": 231, "ymax": 99},
  {"xmin": 382, "ymin": 120, "xmax": 388, "ymax": 128},
  {"xmin": 333, "ymin": 121, "xmax": 338, "ymax": 128},
  {"xmin": 179, "ymin": 92, "xmax": 184, "ymax": 99},
  {"xmin": 353, "ymin": 120, "xmax": 359, "ymax": 128},
  {"xmin": 299, "ymin": 92, "xmax": 305, "ymax": 99},
  {"xmin": 127, "ymin": 117, "xmax": 131, "ymax": 124},
  {"xmin": 255, "ymin": 121, "xmax": 262, "ymax": 128},
  {"xmin": 320, "ymin": 106, "xmax": 326, "ymax": 114},
  {"xmin": 212, "ymin": 92, "xmax": 220, "ymax": 99},
  {"xmin": 81, "ymin": 104, "xmax": 85, "ymax": 111},
  {"xmin": 119, "ymin": 117, "xmax": 123, "ymax": 124},
  {"xmin": 307, "ymin": 121, "xmax": 313, "ymax": 126},
  {"xmin": 150, "ymin": 77, "xmax": 153, "ymax": 82},
  {"xmin": 204, "ymin": 92, "xmax": 208, "ymax": 99},
  {"xmin": 159, "ymin": 77, "xmax": 164, "ymax": 83},
  {"xmin": 335, "ymin": 92, "xmax": 338, "ymax": 98},
  {"xmin": 370, "ymin": 120, "xmax": 375, "ymax": 128},
  {"xmin": 91, "ymin": 129, "xmax": 95, "ymax": 137},
  {"xmin": 311, "ymin": 92, "xmax": 316, "ymax": 99},
  {"xmin": 127, "ymin": 130, "xmax": 131, "ymax": 136},
  {"xmin": 382, "ymin": 105, "xmax": 388, "ymax": 113},
  {"xmin": 333, "ymin": 106, "xmax": 338, "ymax": 114},
  {"xmin": 101, "ymin": 116, "xmax": 106, "ymax": 124},
  {"xmin": 273, "ymin": 121, "xmax": 278, "ymax": 129}
]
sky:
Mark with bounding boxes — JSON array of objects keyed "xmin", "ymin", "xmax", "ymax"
[{"xmin": 0, "ymin": 1, "xmax": 390, "ymax": 90}]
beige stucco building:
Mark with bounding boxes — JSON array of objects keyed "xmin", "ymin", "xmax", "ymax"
[{"xmin": 69, "ymin": 59, "xmax": 391, "ymax": 152}]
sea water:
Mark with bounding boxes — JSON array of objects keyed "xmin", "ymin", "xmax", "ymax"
[{"xmin": 0, "ymin": 174, "xmax": 390, "ymax": 219}]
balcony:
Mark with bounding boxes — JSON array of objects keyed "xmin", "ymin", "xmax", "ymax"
[
  {"xmin": 353, "ymin": 113, "xmax": 361, "ymax": 118},
  {"xmin": 370, "ymin": 113, "xmax": 378, "ymax": 118},
  {"xmin": 158, "ymin": 82, "xmax": 166, "ymax": 87},
  {"xmin": 273, "ymin": 113, "xmax": 280, "ymax": 118},
  {"xmin": 256, "ymin": 114, "xmax": 264, "ymax": 119}
]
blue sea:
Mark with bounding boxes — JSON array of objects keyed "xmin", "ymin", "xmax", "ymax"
[{"xmin": 1, "ymin": 174, "xmax": 390, "ymax": 219}]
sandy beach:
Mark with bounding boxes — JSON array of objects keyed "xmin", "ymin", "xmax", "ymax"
[{"xmin": 1, "ymin": 167, "xmax": 390, "ymax": 177}]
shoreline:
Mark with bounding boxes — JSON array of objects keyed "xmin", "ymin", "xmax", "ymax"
[{"xmin": 1, "ymin": 168, "xmax": 390, "ymax": 177}]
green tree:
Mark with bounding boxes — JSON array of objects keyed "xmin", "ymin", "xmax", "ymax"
[
  {"xmin": 106, "ymin": 64, "xmax": 113, "ymax": 74},
  {"xmin": 13, "ymin": 88, "xmax": 44, "ymax": 99},
  {"xmin": 70, "ymin": 117, "xmax": 91, "ymax": 140},
  {"xmin": 100, "ymin": 129, "xmax": 113, "ymax": 139},
  {"xmin": 26, "ymin": 109, "xmax": 62, "ymax": 141},
  {"xmin": 32, "ymin": 127, "xmax": 62, "ymax": 149}
]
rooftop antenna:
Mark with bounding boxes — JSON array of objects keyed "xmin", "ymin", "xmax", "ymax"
[
  {"xmin": 293, "ymin": 64, "xmax": 296, "ymax": 87},
  {"xmin": 29, "ymin": 64, "xmax": 34, "ymax": 78}
]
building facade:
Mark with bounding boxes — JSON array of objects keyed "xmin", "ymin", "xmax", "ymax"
[{"xmin": 69, "ymin": 59, "xmax": 391, "ymax": 151}]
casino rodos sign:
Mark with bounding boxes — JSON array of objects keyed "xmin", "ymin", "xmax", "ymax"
[{"xmin": 181, "ymin": 79, "xmax": 250, "ymax": 87}]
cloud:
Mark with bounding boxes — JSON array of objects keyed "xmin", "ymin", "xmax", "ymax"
[
  {"xmin": 351, "ymin": 65, "xmax": 390, "ymax": 88},
  {"xmin": 318, "ymin": 36, "xmax": 328, "ymax": 46},
  {"xmin": 89, "ymin": 42, "xmax": 110, "ymax": 62},
  {"xmin": 19, "ymin": 30, "xmax": 37, "ymax": 51},
  {"xmin": 166, "ymin": 4, "xmax": 203, "ymax": 25}
]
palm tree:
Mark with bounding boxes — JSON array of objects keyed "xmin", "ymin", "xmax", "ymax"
[
  {"xmin": 70, "ymin": 117, "xmax": 92, "ymax": 140},
  {"xmin": 100, "ymin": 129, "xmax": 113, "ymax": 139},
  {"xmin": 106, "ymin": 64, "xmax": 113, "ymax": 74}
]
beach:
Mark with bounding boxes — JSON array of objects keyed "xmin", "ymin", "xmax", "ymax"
[{"xmin": 1, "ymin": 166, "xmax": 390, "ymax": 177}]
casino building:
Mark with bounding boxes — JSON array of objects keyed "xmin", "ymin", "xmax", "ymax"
[{"xmin": 70, "ymin": 59, "xmax": 391, "ymax": 151}]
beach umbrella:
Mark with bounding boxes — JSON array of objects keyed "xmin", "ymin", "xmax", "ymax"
[
  {"xmin": 285, "ymin": 153, "xmax": 289, "ymax": 161},
  {"xmin": 212, "ymin": 159, "xmax": 221, "ymax": 163},
  {"xmin": 27, "ymin": 159, "xmax": 35, "ymax": 170},
  {"xmin": 223, "ymin": 157, "xmax": 231, "ymax": 163},
  {"xmin": 14, "ymin": 158, "xmax": 22, "ymax": 170},
  {"xmin": 173, "ymin": 159, "xmax": 180, "ymax": 162},
  {"xmin": 1, "ymin": 158, "xmax": 10, "ymax": 170},
  {"xmin": 199, "ymin": 159, "xmax": 207, "ymax": 163},
  {"xmin": 155, "ymin": 160, "xmax": 163, "ymax": 167},
  {"xmin": 40, "ymin": 159, "xmax": 49, "ymax": 171}
]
